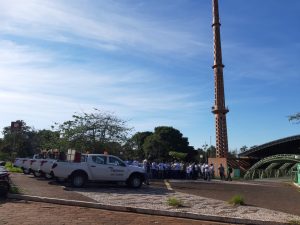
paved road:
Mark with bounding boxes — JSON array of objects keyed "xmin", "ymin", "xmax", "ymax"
[
  {"xmin": 0, "ymin": 199, "xmax": 238, "ymax": 225},
  {"xmin": 6, "ymin": 173, "xmax": 238, "ymax": 225},
  {"xmin": 11, "ymin": 173, "xmax": 97, "ymax": 202},
  {"xmin": 13, "ymin": 173, "xmax": 300, "ymax": 217},
  {"xmin": 159, "ymin": 179, "xmax": 300, "ymax": 216},
  {"xmin": 8, "ymin": 173, "xmax": 300, "ymax": 224}
]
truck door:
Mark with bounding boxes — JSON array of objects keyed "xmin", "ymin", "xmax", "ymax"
[
  {"xmin": 107, "ymin": 156, "xmax": 127, "ymax": 181},
  {"xmin": 88, "ymin": 155, "xmax": 110, "ymax": 180}
]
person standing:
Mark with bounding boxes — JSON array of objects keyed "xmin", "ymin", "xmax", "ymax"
[
  {"xmin": 143, "ymin": 159, "xmax": 150, "ymax": 185},
  {"xmin": 209, "ymin": 163, "xmax": 215, "ymax": 179},
  {"xmin": 204, "ymin": 163, "xmax": 210, "ymax": 181},
  {"xmin": 218, "ymin": 164, "xmax": 225, "ymax": 180},
  {"xmin": 226, "ymin": 165, "xmax": 233, "ymax": 181}
]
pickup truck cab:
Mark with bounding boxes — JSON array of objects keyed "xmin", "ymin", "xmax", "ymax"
[{"xmin": 51, "ymin": 154, "xmax": 146, "ymax": 188}]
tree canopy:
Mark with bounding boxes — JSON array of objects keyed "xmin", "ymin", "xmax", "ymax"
[
  {"xmin": 0, "ymin": 120, "xmax": 60, "ymax": 159},
  {"xmin": 54, "ymin": 108, "xmax": 132, "ymax": 153},
  {"xmin": 141, "ymin": 126, "xmax": 195, "ymax": 162},
  {"xmin": 0, "ymin": 111, "xmax": 217, "ymax": 163},
  {"xmin": 124, "ymin": 131, "xmax": 153, "ymax": 160}
]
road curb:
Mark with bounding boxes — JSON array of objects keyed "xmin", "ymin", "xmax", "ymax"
[{"xmin": 8, "ymin": 193, "xmax": 290, "ymax": 225}]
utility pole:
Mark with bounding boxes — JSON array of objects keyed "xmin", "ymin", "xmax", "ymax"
[{"xmin": 10, "ymin": 121, "xmax": 22, "ymax": 160}]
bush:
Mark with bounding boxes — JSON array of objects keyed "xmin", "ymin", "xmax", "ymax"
[
  {"xmin": 228, "ymin": 194, "xmax": 245, "ymax": 206},
  {"xmin": 5, "ymin": 162, "xmax": 23, "ymax": 173},
  {"xmin": 289, "ymin": 220, "xmax": 300, "ymax": 225},
  {"xmin": 167, "ymin": 197, "xmax": 183, "ymax": 207},
  {"xmin": 9, "ymin": 185, "xmax": 21, "ymax": 194}
]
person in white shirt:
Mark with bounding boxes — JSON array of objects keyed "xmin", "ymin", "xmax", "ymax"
[
  {"xmin": 204, "ymin": 163, "xmax": 210, "ymax": 181},
  {"xmin": 151, "ymin": 162, "xmax": 158, "ymax": 179},
  {"xmin": 143, "ymin": 159, "xmax": 150, "ymax": 185},
  {"xmin": 209, "ymin": 163, "xmax": 215, "ymax": 179},
  {"xmin": 158, "ymin": 162, "xmax": 165, "ymax": 179}
]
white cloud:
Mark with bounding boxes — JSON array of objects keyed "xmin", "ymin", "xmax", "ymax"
[
  {"xmin": 0, "ymin": 40, "xmax": 53, "ymax": 65},
  {"xmin": 0, "ymin": 38, "xmax": 209, "ymax": 135},
  {"xmin": 0, "ymin": 1, "xmax": 218, "ymax": 149},
  {"xmin": 0, "ymin": 0, "xmax": 208, "ymax": 56}
]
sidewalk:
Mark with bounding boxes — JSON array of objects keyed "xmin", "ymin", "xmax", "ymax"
[
  {"xmin": 0, "ymin": 199, "xmax": 233, "ymax": 225},
  {"xmin": 8, "ymin": 173, "xmax": 300, "ymax": 225}
]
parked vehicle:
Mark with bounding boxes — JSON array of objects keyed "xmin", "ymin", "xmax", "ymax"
[
  {"xmin": 13, "ymin": 155, "xmax": 55, "ymax": 178},
  {"xmin": 20, "ymin": 159, "xmax": 31, "ymax": 174},
  {"xmin": 31, "ymin": 159, "xmax": 43, "ymax": 177},
  {"xmin": 51, "ymin": 154, "xmax": 146, "ymax": 188},
  {"xmin": 15, "ymin": 154, "xmax": 41, "ymax": 174},
  {"xmin": 38, "ymin": 159, "xmax": 56, "ymax": 179},
  {"xmin": 0, "ymin": 166, "xmax": 10, "ymax": 198},
  {"xmin": 13, "ymin": 158, "xmax": 24, "ymax": 168}
]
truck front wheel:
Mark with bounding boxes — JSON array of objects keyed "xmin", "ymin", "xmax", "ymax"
[
  {"xmin": 128, "ymin": 174, "xmax": 142, "ymax": 188},
  {"xmin": 71, "ymin": 172, "xmax": 87, "ymax": 188},
  {"xmin": 44, "ymin": 173, "xmax": 54, "ymax": 180},
  {"xmin": 33, "ymin": 171, "xmax": 42, "ymax": 177},
  {"xmin": 22, "ymin": 168, "xmax": 30, "ymax": 175}
]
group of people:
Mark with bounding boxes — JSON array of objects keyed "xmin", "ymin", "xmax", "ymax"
[
  {"xmin": 140, "ymin": 160, "xmax": 233, "ymax": 181},
  {"xmin": 218, "ymin": 163, "xmax": 233, "ymax": 181}
]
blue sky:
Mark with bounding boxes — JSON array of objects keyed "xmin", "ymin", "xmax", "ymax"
[{"xmin": 0, "ymin": 0, "xmax": 299, "ymax": 151}]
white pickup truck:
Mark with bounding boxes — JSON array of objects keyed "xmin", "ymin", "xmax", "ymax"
[
  {"xmin": 51, "ymin": 154, "xmax": 146, "ymax": 188},
  {"xmin": 39, "ymin": 159, "xmax": 56, "ymax": 179},
  {"xmin": 14, "ymin": 154, "xmax": 41, "ymax": 174}
]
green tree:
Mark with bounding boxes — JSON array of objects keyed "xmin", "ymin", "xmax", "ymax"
[
  {"xmin": 36, "ymin": 129, "xmax": 61, "ymax": 151},
  {"xmin": 168, "ymin": 151, "xmax": 187, "ymax": 161},
  {"xmin": 228, "ymin": 149, "xmax": 238, "ymax": 158},
  {"xmin": 196, "ymin": 148, "xmax": 206, "ymax": 163},
  {"xmin": 143, "ymin": 134, "xmax": 166, "ymax": 161},
  {"xmin": 0, "ymin": 120, "xmax": 38, "ymax": 158},
  {"xmin": 127, "ymin": 131, "xmax": 153, "ymax": 160},
  {"xmin": 239, "ymin": 145, "xmax": 248, "ymax": 153},
  {"xmin": 206, "ymin": 145, "xmax": 216, "ymax": 158},
  {"xmin": 121, "ymin": 142, "xmax": 136, "ymax": 160},
  {"xmin": 54, "ymin": 109, "xmax": 132, "ymax": 153},
  {"xmin": 142, "ymin": 126, "xmax": 194, "ymax": 161},
  {"xmin": 103, "ymin": 142, "xmax": 122, "ymax": 156}
]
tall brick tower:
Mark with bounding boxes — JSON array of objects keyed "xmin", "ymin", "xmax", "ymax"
[{"xmin": 211, "ymin": 0, "xmax": 229, "ymax": 158}]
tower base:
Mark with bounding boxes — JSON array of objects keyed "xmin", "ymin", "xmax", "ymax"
[{"xmin": 208, "ymin": 157, "xmax": 227, "ymax": 178}]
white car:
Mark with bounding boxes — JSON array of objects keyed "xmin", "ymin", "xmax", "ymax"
[{"xmin": 51, "ymin": 154, "xmax": 146, "ymax": 188}]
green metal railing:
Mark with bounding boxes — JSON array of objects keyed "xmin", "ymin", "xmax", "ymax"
[{"xmin": 244, "ymin": 154, "xmax": 300, "ymax": 180}]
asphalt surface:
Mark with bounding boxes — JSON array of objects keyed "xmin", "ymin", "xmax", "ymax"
[
  {"xmin": 4, "ymin": 173, "xmax": 300, "ymax": 224},
  {"xmin": 160, "ymin": 179, "xmax": 300, "ymax": 216},
  {"xmin": 4, "ymin": 173, "xmax": 239, "ymax": 225}
]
